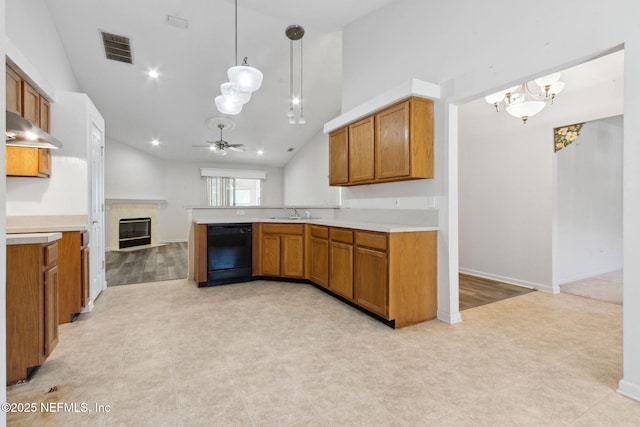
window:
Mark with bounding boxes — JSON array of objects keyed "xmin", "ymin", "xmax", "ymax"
[{"xmin": 201, "ymin": 168, "xmax": 266, "ymax": 207}]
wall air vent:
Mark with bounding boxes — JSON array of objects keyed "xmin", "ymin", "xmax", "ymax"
[
  {"xmin": 100, "ymin": 31, "xmax": 133, "ymax": 64},
  {"xmin": 166, "ymin": 15, "xmax": 189, "ymax": 29}
]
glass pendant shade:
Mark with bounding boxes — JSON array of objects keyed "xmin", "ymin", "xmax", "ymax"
[
  {"xmin": 506, "ymin": 100, "xmax": 546, "ymax": 123},
  {"xmin": 546, "ymin": 81, "xmax": 565, "ymax": 96},
  {"xmin": 215, "ymin": 95, "xmax": 243, "ymax": 115},
  {"xmin": 220, "ymin": 82, "xmax": 251, "ymax": 104},
  {"xmin": 227, "ymin": 64, "xmax": 263, "ymax": 92}
]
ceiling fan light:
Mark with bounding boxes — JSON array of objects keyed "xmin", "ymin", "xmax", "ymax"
[
  {"xmin": 220, "ymin": 82, "xmax": 251, "ymax": 104},
  {"xmin": 215, "ymin": 95, "xmax": 243, "ymax": 115},
  {"xmin": 228, "ymin": 61, "xmax": 263, "ymax": 92},
  {"xmin": 298, "ymin": 116, "xmax": 306, "ymax": 125},
  {"xmin": 212, "ymin": 145, "xmax": 228, "ymax": 156},
  {"xmin": 485, "ymin": 92, "xmax": 505, "ymax": 105},
  {"xmin": 547, "ymin": 81, "xmax": 565, "ymax": 96},
  {"xmin": 506, "ymin": 100, "xmax": 546, "ymax": 122}
]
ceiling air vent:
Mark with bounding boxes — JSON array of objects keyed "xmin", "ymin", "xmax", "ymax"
[{"xmin": 100, "ymin": 31, "xmax": 133, "ymax": 64}]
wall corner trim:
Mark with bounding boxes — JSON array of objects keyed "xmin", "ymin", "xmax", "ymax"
[{"xmin": 437, "ymin": 310, "xmax": 462, "ymax": 324}]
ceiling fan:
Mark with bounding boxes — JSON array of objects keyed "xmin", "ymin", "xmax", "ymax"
[{"xmin": 193, "ymin": 119, "xmax": 246, "ymax": 156}]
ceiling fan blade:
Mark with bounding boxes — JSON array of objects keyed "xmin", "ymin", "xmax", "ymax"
[
  {"xmin": 227, "ymin": 145, "xmax": 246, "ymax": 152},
  {"xmin": 192, "ymin": 145, "xmax": 213, "ymax": 148}
]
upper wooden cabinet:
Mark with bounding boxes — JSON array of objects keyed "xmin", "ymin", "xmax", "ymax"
[
  {"xmin": 348, "ymin": 116, "xmax": 375, "ymax": 183},
  {"xmin": 328, "ymin": 96, "xmax": 434, "ymax": 186},
  {"xmin": 329, "ymin": 127, "xmax": 349, "ymax": 185},
  {"xmin": 5, "ymin": 64, "xmax": 53, "ymax": 178},
  {"xmin": 6, "ymin": 65, "xmax": 22, "ymax": 114}
]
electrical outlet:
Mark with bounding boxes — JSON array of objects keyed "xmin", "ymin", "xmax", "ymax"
[
  {"xmin": 236, "ymin": 210, "xmax": 245, "ymax": 215},
  {"xmin": 393, "ymin": 198, "xmax": 399, "ymax": 208}
]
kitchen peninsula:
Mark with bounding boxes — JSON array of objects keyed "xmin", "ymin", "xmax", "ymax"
[{"xmin": 190, "ymin": 208, "xmax": 438, "ymax": 328}]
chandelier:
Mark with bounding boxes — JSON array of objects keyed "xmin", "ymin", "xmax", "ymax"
[
  {"xmin": 215, "ymin": 0, "xmax": 263, "ymax": 115},
  {"xmin": 286, "ymin": 24, "xmax": 305, "ymax": 125},
  {"xmin": 485, "ymin": 73, "xmax": 565, "ymax": 124}
]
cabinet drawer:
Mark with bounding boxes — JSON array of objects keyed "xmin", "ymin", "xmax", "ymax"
[
  {"xmin": 310, "ymin": 225, "xmax": 329, "ymax": 239},
  {"xmin": 262, "ymin": 223, "xmax": 304, "ymax": 235},
  {"xmin": 44, "ymin": 242, "xmax": 58, "ymax": 267},
  {"xmin": 81, "ymin": 230, "xmax": 89, "ymax": 248},
  {"xmin": 355, "ymin": 231, "xmax": 388, "ymax": 251},
  {"xmin": 330, "ymin": 228, "xmax": 354, "ymax": 244}
]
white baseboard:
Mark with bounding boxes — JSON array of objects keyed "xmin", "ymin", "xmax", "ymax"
[
  {"xmin": 618, "ymin": 379, "xmax": 640, "ymax": 402},
  {"xmin": 459, "ymin": 268, "xmax": 559, "ymax": 294},
  {"xmin": 437, "ymin": 310, "xmax": 462, "ymax": 324}
]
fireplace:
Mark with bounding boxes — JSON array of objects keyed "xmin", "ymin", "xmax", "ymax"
[{"xmin": 119, "ymin": 217, "xmax": 151, "ymax": 249}]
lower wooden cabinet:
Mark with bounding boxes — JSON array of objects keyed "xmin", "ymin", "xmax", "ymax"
[
  {"xmin": 307, "ymin": 226, "xmax": 329, "ymax": 288},
  {"xmin": 7, "ymin": 241, "xmax": 60, "ymax": 384},
  {"xmin": 58, "ymin": 231, "xmax": 90, "ymax": 323},
  {"xmin": 254, "ymin": 223, "xmax": 305, "ymax": 278},
  {"xmin": 329, "ymin": 228, "xmax": 354, "ymax": 300},
  {"xmin": 354, "ymin": 246, "xmax": 388, "ymax": 317}
]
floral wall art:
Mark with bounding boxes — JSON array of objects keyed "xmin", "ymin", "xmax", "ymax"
[{"xmin": 554, "ymin": 123, "xmax": 584, "ymax": 152}]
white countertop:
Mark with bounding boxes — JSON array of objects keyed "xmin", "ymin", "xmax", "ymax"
[
  {"xmin": 7, "ymin": 215, "xmax": 89, "ymax": 233},
  {"xmin": 194, "ymin": 218, "xmax": 438, "ymax": 233},
  {"xmin": 7, "ymin": 232, "xmax": 63, "ymax": 245},
  {"xmin": 7, "ymin": 224, "xmax": 88, "ymax": 233}
]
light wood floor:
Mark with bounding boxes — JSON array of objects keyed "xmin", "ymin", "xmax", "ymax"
[{"xmin": 459, "ymin": 273, "xmax": 535, "ymax": 311}]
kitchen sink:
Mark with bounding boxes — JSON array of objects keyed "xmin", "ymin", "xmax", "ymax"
[{"xmin": 268, "ymin": 216, "xmax": 305, "ymax": 220}]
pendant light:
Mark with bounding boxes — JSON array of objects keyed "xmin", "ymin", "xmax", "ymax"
[
  {"xmin": 286, "ymin": 24, "xmax": 305, "ymax": 124},
  {"xmin": 227, "ymin": 0, "xmax": 262, "ymax": 92}
]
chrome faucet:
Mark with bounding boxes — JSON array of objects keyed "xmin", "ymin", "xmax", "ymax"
[{"xmin": 288, "ymin": 207, "xmax": 300, "ymax": 218}]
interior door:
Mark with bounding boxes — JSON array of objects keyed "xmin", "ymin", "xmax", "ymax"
[{"xmin": 89, "ymin": 120, "xmax": 106, "ymax": 302}]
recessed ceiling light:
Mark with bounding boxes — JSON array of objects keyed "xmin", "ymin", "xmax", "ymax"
[
  {"xmin": 151, "ymin": 139, "xmax": 160, "ymax": 146},
  {"xmin": 257, "ymin": 149, "xmax": 264, "ymax": 155},
  {"xmin": 148, "ymin": 69, "xmax": 159, "ymax": 79}
]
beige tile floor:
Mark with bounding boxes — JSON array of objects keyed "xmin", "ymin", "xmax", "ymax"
[
  {"xmin": 6, "ymin": 278, "xmax": 640, "ymax": 426},
  {"xmin": 561, "ymin": 270, "xmax": 623, "ymax": 305}
]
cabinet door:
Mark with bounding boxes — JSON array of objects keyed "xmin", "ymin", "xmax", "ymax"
[
  {"xmin": 44, "ymin": 265, "xmax": 59, "ymax": 357},
  {"xmin": 329, "ymin": 241, "xmax": 353, "ymax": 300},
  {"xmin": 310, "ymin": 237, "xmax": 329, "ymax": 287},
  {"xmin": 348, "ymin": 116, "xmax": 375, "ymax": 183},
  {"xmin": 81, "ymin": 246, "xmax": 90, "ymax": 307},
  {"xmin": 354, "ymin": 247, "xmax": 388, "ymax": 318},
  {"xmin": 282, "ymin": 235, "xmax": 304, "ymax": 277},
  {"xmin": 40, "ymin": 97, "xmax": 50, "ymax": 133},
  {"xmin": 329, "ymin": 127, "xmax": 349, "ymax": 185},
  {"xmin": 375, "ymin": 101, "xmax": 411, "ymax": 179},
  {"xmin": 261, "ymin": 235, "xmax": 281, "ymax": 276},
  {"xmin": 22, "ymin": 81, "xmax": 40, "ymax": 125},
  {"xmin": 6, "ymin": 65, "xmax": 22, "ymax": 114},
  {"xmin": 38, "ymin": 149, "xmax": 51, "ymax": 177}
]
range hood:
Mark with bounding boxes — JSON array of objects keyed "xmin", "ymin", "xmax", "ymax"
[{"xmin": 5, "ymin": 111, "xmax": 63, "ymax": 149}]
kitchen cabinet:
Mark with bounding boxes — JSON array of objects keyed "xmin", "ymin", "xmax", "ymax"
[
  {"xmin": 6, "ymin": 146, "xmax": 51, "ymax": 177},
  {"xmin": 328, "ymin": 96, "xmax": 433, "ymax": 186},
  {"xmin": 307, "ymin": 225, "xmax": 329, "ymax": 288},
  {"xmin": 7, "ymin": 240, "xmax": 60, "ymax": 384},
  {"xmin": 193, "ymin": 224, "xmax": 208, "ymax": 284},
  {"xmin": 22, "ymin": 80, "xmax": 41, "ymax": 125},
  {"xmin": 58, "ymin": 231, "xmax": 90, "ymax": 323},
  {"xmin": 329, "ymin": 228, "xmax": 354, "ymax": 300},
  {"xmin": 354, "ymin": 231, "xmax": 388, "ymax": 318},
  {"xmin": 348, "ymin": 116, "xmax": 375, "ymax": 183},
  {"xmin": 5, "ymin": 64, "xmax": 52, "ymax": 178},
  {"xmin": 329, "ymin": 127, "xmax": 349, "ymax": 185},
  {"xmin": 254, "ymin": 223, "xmax": 305, "ymax": 278},
  {"xmin": 6, "ymin": 65, "xmax": 22, "ymax": 114}
]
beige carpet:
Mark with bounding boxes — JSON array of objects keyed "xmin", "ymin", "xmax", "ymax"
[{"xmin": 561, "ymin": 270, "xmax": 623, "ymax": 305}]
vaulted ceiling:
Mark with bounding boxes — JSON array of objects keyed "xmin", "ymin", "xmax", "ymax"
[{"xmin": 44, "ymin": 0, "xmax": 399, "ymax": 167}]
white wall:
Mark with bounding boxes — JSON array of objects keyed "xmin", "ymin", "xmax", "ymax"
[
  {"xmin": 6, "ymin": 0, "xmax": 79, "ymax": 93},
  {"xmin": 556, "ymin": 116, "xmax": 623, "ymax": 283},
  {"xmin": 342, "ymin": 0, "xmax": 640, "ymax": 399},
  {"xmin": 283, "ymin": 129, "xmax": 340, "ymax": 206},
  {"xmin": 105, "ymin": 139, "xmax": 284, "ymax": 243}
]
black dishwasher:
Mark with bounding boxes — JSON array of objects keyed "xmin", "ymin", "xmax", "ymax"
[{"xmin": 202, "ymin": 223, "xmax": 253, "ymax": 287}]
